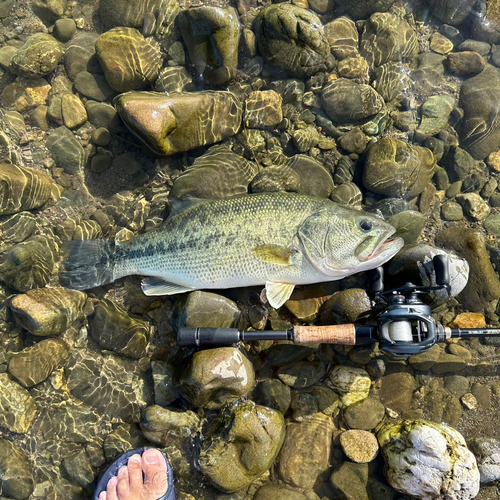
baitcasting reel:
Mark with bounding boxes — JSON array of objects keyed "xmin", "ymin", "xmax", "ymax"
[{"xmin": 177, "ymin": 255, "xmax": 500, "ymax": 357}]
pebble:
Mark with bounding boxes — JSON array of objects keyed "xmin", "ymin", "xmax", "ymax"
[
  {"xmin": 61, "ymin": 93, "xmax": 87, "ymax": 129},
  {"xmin": 74, "ymin": 71, "xmax": 115, "ymax": 102},
  {"xmin": 327, "ymin": 365, "xmax": 371, "ymax": 407},
  {"xmin": 340, "ymin": 430, "xmax": 379, "ymax": 463},
  {"xmin": 91, "ymin": 127, "xmax": 111, "ymax": 146},
  {"xmin": 343, "ymin": 396, "xmax": 386, "ymax": 430},
  {"xmin": 32, "ymin": 0, "xmax": 66, "ymax": 22},
  {"xmin": 54, "ymin": 18, "xmax": 76, "ymax": 41},
  {"xmin": 456, "ymin": 193, "xmax": 491, "ymax": 220},
  {"xmin": 245, "ymin": 90, "xmax": 283, "ymax": 129},
  {"xmin": 0, "ymin": 372, "xmax": 37, "ymax": 433},
  {"xmin": 0, "ymin": 438, "xmax": 35, "ymax": 498},
  {"xmin": 46, "ymin": 126, "xmax": 86, "ymax": 174},
  {"xmin": 2, "ymin": 76, "xmax": 51, "ymax": 112},
  {"xmin": 447, "ymin": 51, "xmax": 486, "ymax": 75},
  {"xmin": 461, "ymin": 393, "xmax": 477, "ymax": 410},
  {"xmin": 430, "ymin": 32, "xmax": 454, "ymax": 54}
]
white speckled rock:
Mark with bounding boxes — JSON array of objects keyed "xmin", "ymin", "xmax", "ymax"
[
  {"xmin": 468, "ymin": 438, "xmax": 500, "ymax": 483},
  {"xmin": 378, "ymin": 420, "xmax": 480, "ymax": 500},
  {"xmin": 326, "ymin": 365, "xmax": 371, "ymax": 406}
]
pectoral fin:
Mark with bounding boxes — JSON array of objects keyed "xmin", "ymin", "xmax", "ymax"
[
  {"xmin": 265, "ymin": 280, "xmax": 295, "ymax": 308},
  {"xmin": 252, "ymin": 245, "xmax": 298, "ymax": 266},
  {"xmin": 141, "ymin": 277, "xmax": 195, "ymax": 296}
]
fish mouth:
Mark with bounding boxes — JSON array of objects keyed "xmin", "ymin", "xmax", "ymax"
[{"xmin": 356, "ymin": 230, "xmax": 404, "ymax": 263}]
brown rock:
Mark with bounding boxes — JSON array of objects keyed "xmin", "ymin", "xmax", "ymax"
[
  {"xmin": 449, "ymin": 312, "xmax": 486, "ymax": 328},
  {"xmin": 447, "ymin": 51, "xmax": 486, "ymax": 75}
]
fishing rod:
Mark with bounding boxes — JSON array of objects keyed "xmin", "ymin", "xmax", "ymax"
[{"xmin": 176, "ymin": 255, "xmax": 500, "ymax": 357}]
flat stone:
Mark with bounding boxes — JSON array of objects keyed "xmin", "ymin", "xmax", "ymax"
[
  {"xmin": 447, "ymin": 51, "xmax": 486, "ymax": 75},
  {"xmin": 327, "ymin": 365, "xmax": 371, "ymax": 407},
  {"xmin": 61, "ymin": 93, "xmax": 87, "ymax": 129},
  {"xmin": 340, "ymin": 429, "xmax": 379, "ymax": 463},
  {"xmin": 245, "ymin": 90, "xmax": 282, "ymax": 129},
  {"xmin": 380, "ymin": 368, "xmax": 417, "ymax": 414},
  {"xmin": 342, "ymin": 397, "xmax": 386, "ymax": 430},
  {"xmin": 330, "ymin": 462, "xmax": 369, "ymax": 500},
  {"xmin": 430, "ymin": 32, "xmax": 454, "ymax": 55},
  {"xmin": 2, "ymin": 76, "xmax": 51, "ymax": 112},
  {"xmin": 46, "ymin": 126, "xmax": 86, "ymax": 174},
  {"xmin": 74, "ymin": 71, "xmax": 115, "ymax": 102},
  {"xmin": 287, "ymin": 154, "xmax": 333, "ymax": 198}
]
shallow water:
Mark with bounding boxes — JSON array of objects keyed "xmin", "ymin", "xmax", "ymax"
[{"xmin": 0, "ymin": 0, "xmax": 500, "ymax": 498}]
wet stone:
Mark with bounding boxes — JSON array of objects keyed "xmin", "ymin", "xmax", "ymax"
[
  {"xmin": 151, "ymin": 360, "xmax": 176, "ymax": 407},
  {"xmin": 456, "ymin": 193, "xmax": 491, "ymax": 220},
  {"xmin": 255, "ymin": 4, "xmax": 330, "ymax": 78},
  {"xmin": 116, "ymin": 91, "xmax": 242, "ymax": 156},
  {"xmin": 2, "ymin": 76, "xmax": 51, "ymax": 112},
  {"xmin": 362, "ymin": 139, "xmax": 435, "ymax": 199},
  {"xmin": 0, "ymin": 45, "xmax": 17, "ymax": 70},
  {"xmin": 330, "ymin": 462, "xmax": 369, "ymax": 500},
  {"xmin": 63, "ymin": 32, "xmax": 100, "ymax": 80},
  {"xmin": 170, "ymin": 146, "xmax": 259, "ymax": 199},
  {"xmin": 447, "ymin": 51, "xmax": 486, "ymax": 75},
  {"xmin": 360, "ymin": 12, "xmax": 418, "ymax": 68},
  {"xmin": 74, "ymin": 71, "xmax": 115, "ymax": 102},
  {"xmin": 154, "ymin": 66, "xmax": 193, "ymax": 93},
  {"xmin": 319, "ymin": 289, "xmax": 371, "ymax": 326},
  {"xmin": 179, "ymin": 7, "xmax": 240, "ymax": 85},
  {"xmin": 426, "ymin": 388, "xmax": 463, "ymax": 427},
  {"xmin": 287, "ymin": 155, "xmax": 333, "ymax": 198},
  {"xmin": 340, "ymin": 430, "xmax": 379, "ymax": 463},
  {"xmin": 65, "ymin": 350, "xmax": 152, "ymax": 423},
  {"xmin": 62, "ymin": 448, "xmax": 95, "ymax": 488},
  {"xmin": 337, "ymin": 0, "xmax": 396, "ymax": 19},
  {"xmin": 95, "ymin": 27, "xmax": 161, "ymax": 93},
  {"xmin": 249, "ymin": 166, "xmax": 300, "ymax": 193},
  {"xmin": 329, "ymin": 182, "xmax": 363, "ymax": 207},
  {"xmin": 324, "ymin": 16, "xmax": 359, "ymax": 60},
  {"xmin": 290, "ymin": 391, "xmax": 318, "ymax": 422},
  {"xmin": 103, "ymin": 424, "xmax": 149, "ymax": 462},
  {"xmin": 427, "ymin": 0, "xmax": 476, "ymax": 25},
  {"xmin": 444, "ymin": 375, "xmax": 470, "ymax": 398},
  {"xmin": 8, "ymin": 339, "xmax": 69, "ymax": 387},
  {"xmin": 0, "ymin": 235, "xmax": 57, "ymax": 292},
  {"xmin": 279, "ymin": 412, "xmax": 334, "ymax": 489},
  {"xmin": 441, "ymin": 201, "xmax": 464, "ymax": 221},
  {"xmin": 245, "ymin": 90, "xmax": 282, "ymax": 129},
  {"xmin": 412, "ymin": 53, "xmax": 446, "ymax": 94},
  {"xmin": 0, "ymin": 438, "xmax": 34, "ymax": 499},
  {"xmin": 337, "ymin": 56, "xmax": 369, "ymax": 79},
  {"xmin": 430, "ymin": 32, "xmax": 454, "ymax": 55},
  {"xmin": 321, "ymin": 78, "xmax": 384, "ymax": 125},
  {"xmin": 0, "ymin": 163, "xmax": 52, "ymax": 215},
  {"xmin": 176, "ymin": 347, "xmax": 255, "ymax": 409},
  {"xmin": 415, "ymin": 95, "xmax": 455, "ymax": 141},
  {"xmin": 253, "ymin": 378, "xmax": 291, "ymax": 414},
  {"xmin": 388, "ymin": 211, "xmax": 426, "ymax": 244},
  {"xmin": 253, "ymin": 484, "xmax": 307, "ymax": 500},
  {"xmin": 0, "ymin": 372, "xmax": 37, "ymax": 433},
  {"xmin": 371, "ymin": 62, "xmax": 414, "ymax": 103},
  {"xmin": 32, "ymin": 0, "xmax": 66, "ymax": 23},
  {"xmin": 380, "ymin": 369, "xmax": 417, "ymax": 414},
  {"xmin": 292, "ymin": 126, "xmax": 319, "ymax": 153},
  {"xmin": 10, "ymin": 288, "xmax": 85, "ymax": 336},
  {"xmin": 199, "ymin": 402, "xmax": 285, "ymax": 493},
  {"xmin": 54, "ymin": 18, "xmax": 76, "ymax": 41},
  {"xmin": 468, "ymin": 438, "xmax": 500, "ymax": 483},
  {"xmin": 61, "ymin": 93, "xmax": 87, "ymax": 130},
  {"xmin": 327, "ymin": 365, "xmax": 371, "ymax": 407},
  {"xmin": 276, "ymin": 360, "xmax": 325, "ymax": 389},
  {"xmin": 343, "ymin": 397, "xmax": 386, "ymax": 430},
  {"xmin": 46, "ymin": 126, "xmax": 86, "ymax": 174},
  {"xmin": 0, "ymin": 211, "xmax": 34, "ymax": 244},
  {"xmin": 10, "ymin": 33, "xmax": 63, "ymax": 78}
]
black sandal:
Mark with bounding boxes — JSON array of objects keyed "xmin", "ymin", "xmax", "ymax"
[{"xmin": 94, "ymin": 447, "xmax": 176, "ymax": 500}]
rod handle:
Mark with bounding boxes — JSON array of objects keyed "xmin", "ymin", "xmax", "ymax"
[{"xmin": 293, "ymin": 324, "xmax": 357, "ymax": 345}]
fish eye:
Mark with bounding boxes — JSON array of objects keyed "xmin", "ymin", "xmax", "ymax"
[{"xmin": 359, "ymin": 219, "xmax": 372, "ymax": 232}]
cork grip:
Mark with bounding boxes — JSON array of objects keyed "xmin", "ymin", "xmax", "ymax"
[{"xmin": 293, "ymin": 324, "xmax": 357, "ymax": 345}]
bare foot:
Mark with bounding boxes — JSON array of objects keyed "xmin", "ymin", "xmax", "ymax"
[{"xmin": 98, "ymin": 449, "xmax": 169, "ymax": 500}]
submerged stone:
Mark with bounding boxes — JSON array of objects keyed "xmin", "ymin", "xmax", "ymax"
[
  {"xmin": 46, "ymin": 126, "xmax": 86, "ymax": 174},
  {"xmin": 0, "ymin": 372, "xmax": 37, "ymax": 433},
  {"xmin": 324, "ymin": 16, "xmax": 359, "ymax": 60},
  {"xmin": 115, "ymin": 91, "xmax": 242, "ymax": 155},
  {"xmin": 0, "ymin": 438, "xmax": 34, "ymax": 499},
  {"xmin": 0, "ymin": 212, "xmax": 36, "ymax": 243}
]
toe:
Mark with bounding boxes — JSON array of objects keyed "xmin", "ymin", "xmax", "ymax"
[
  {"xmin": 106, "ymin": 476, "xmax": 119, "ymax": 500},
  {"xmin": 142, "ymin": 449, "xmax": 169, "ymax": 499},
  {"xmin": 99, "ymin": 492, "xmax": 107, "ymax": 500},
  {"xmin": 127, "ymin": 454, "xmax": 143, "ymax": 493},
  {"xmin": 116, "ymin": 466, "xmax": 130, "ymax": 498}
]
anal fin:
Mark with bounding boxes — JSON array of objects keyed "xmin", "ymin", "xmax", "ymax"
[
  {"xmin": 265, "ymin": 281, "xmax": 295, "ymax": 308},
  {"xmin": 141, "ymin": 277, "xmax": 194, "ymax": 296}
]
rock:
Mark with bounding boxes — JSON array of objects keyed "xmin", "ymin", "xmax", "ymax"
[
  {"xmin": 360, "ymin": 12, "xmax": 418, "ymax": 68},
  {"xmin": 46, "ymin": 126, "xmax": 86, "ymax": 174},
  {"xmin": 2, "ymin": 76, "xmax": 51, "ymax": 112},
  {"xmin": 287, "ymin": 155, "xmax": 333, "ymax": 198},
  {"xmin": 54, "ymin": 18, "xmax": 76, "ymax": 41},
  {"xmin": 292, "ymin": 126, "xmax": 319, "ymax": 153},
  {"xmin": 327, "ymin": 365, "xmax": 371, "ymax": 407},
  {"xmin": 378, "ymin": 420, "xmax": 480, "ymax": 499},
  {"xmin": 340, "ymin": 429, "xmax": 379, "ymax": 463},
  {"xmin": 255, "ymin": 4, "xmax": 330, "ymax": 78},
  {"xmin": 170, "ymin": 146, "xmax": 258, "ymax": 199},
  {"xmin": 150, "ymin": 361, "xmax": 176, "ymax": 407},
  {"xmin": 331, "ymin": 462, "xmax": 369, "ymax": 500},
  {"xmin": 172, "ymin": 290, "xmax": 241, "ymax": 331},
  {"xmin": 335, "ymin": 0, "xmax": 396, "ymax": 19},
  {"xmin": 337, "ymin": 56, "xmax": 368, "ymax": 78},
  {"xmin": 92, "ymin": 127, "xmax": 111, "ymax": 147},
  {"xmin": 343, "ymin": 397, "xmax": 386, "ymax": 430},
  {"xmin": 66, "ymin": 349, "xmax": 152, "ymax": 423},
  {"xmin": 140, "ymin": 405, "xmax": 201, "ymax": 446},
  {"xmin": 380, "ymin": 368, "xmax": 417, "ymax": 414},
  {"xmin": 103, "ymin": 423, "xmax": 149, "ymax": 461},
  {"xmin": 253, "ymin": 379, "xmax": 291, "ymax": 414},
  {"xmin": 362, "ymin": 139, "xmax": 435, "ymax": 199},
  {"xmin": 276, "ymin": 360, "xmax": 325, "ymax": 389},
  {"xmin": 460, "ymin": 65, "xmax": 500, "ymax": 160},
  {"xmin": 0, "ymin": 164, "xmax": 51, "ymax": 215},
  {"xmin": 468, "ymin": 437, "xmax": 500, "ymax": 483},
  {"xmin": 427, "ymin": 0, "xmax": 476, "ymax": 25},
  {"xmin": 116, "ymin": 91, "xmax": 242, "ymax": 155},
  {"xmin": 245, "ymin": 90, "xmax": 282, "ymax": 129},
  {"xmin": 253, "ymin": 484, "xmax": 307, "ymax": 500},
  {"xmin": 199, "ymin": 402, "xmax": 284, "ymax": 492},
  {"xmin": 279, "ymin": 412, "xmax": 334, "ymax": 489},
  {"xmin": 0, "ymin": 438, "xmax": 34, "ymax": 498},
  {"xmin": 430, "ymin": 32, "xmax": 454, "ymax": 54},
  {"xmin": 0, "ymin": 373, "xmax": 37, "ymax": 433},
  {"xmin": 0, "ymin": 45, "xmax": 17, "ymax": 69},
  {"xmin": 319, "ymin": 289, "xmax": 371, "ymax": 326},
  {"xmin": 179, "ymin": 7, "xmax": 240, "ymax": 85},
  {"xmin": 324, "ymin": 16, "xmax": 359, "ymax": 60},
  {"xmin": 176, "ymin": 347, "xmax": 255, "ymax": 408},
  {"xmin": 432, "ymin": 351, "xmax": 467, "ymax": 374},
  {"xmin": 442, "ymin": 201, "xmax": 464, "ymax": 221},
  {"xmin": 415, "ymin": 95, "xmax": 455, "ymax": 141},
  {"xmin": 154, "ymin": 66, "xmax": 193, "ymax": 93},
  {"xmin": 0, "ymin": 235, "xmax": 57, "ymax": 292},
  {"xmin": 388, "ymin": 211, "xmax": 426, "ymax": 244},
  {"xmin": 10, "ymin": 33, "xmax": 62, "ymax": 78},
  {"xmin": 444, "ymin": 375, "xmax": 470, "ymax": 398},
  {"xmin": 63, "ymin": 32, "xmax": 100, "ymax": 80},
  {"xmin": 74, "ymin": 71, "xmax": 115, "ymax": 102},
  {"xmin": 249, "ymin": 166, "xmax": 300, "ymax": 193},
  {"xmin": 329, "ymin": 182, "xmax": 363, "ymax": 207},
  {"xmin": 321, "ymin": 78, "xmax": 384, "ymax": 125},
  {"xmin": 95, "ymin": 28, "xmax": 161, "ymax": 92},
  {"xmin": 447, "ymin": 51, "xmax": 486, "ymax": 75},
  {"xmin": 408, "ymin": 344, "xmax": 442, "ymax": 372},
  {"xmin": 412, "ymin": 53, "xmax": 446, "ymax": 94},
  {"xmin": 86, "ymin": 101, "xmax": 120, "ymax": 131},
  {"xmin": 0, "ymin": 212, "xmax": 36, "ymax": 243},
  {"xmin": 8, "ymin": 339, "xmax": 69, "ymax": 388},
  {"xmin": 440, "ymin": 146, "xmax": 476, "ymax": 183},
  {"xmin": 371, "ymin": 62, "xmax": 414, "ymax": 103},
  {"xmin": 31, "ymin": 105, "xmax": 49, "ymax": 131},
  {"xmin": 338, "ymin": 128, "xmax": 368, "ymax": 155},
  {"xmin": 61, "ymin": 93, "xmax": 87, "ymax": 129},
  {"xmin": 89, "ymin": 299, "xmax": 150, "ymax": 359},
  {"xmin": 472, "ymin": 0, "xmax": 500, "ymax": 44},
  {"xmin": 32, "ymin": 0, "xmax": 66, "ymax": 23},
  {"xmin": 456, "ymin": 192, "xmax": 491, "ymax": 220}
]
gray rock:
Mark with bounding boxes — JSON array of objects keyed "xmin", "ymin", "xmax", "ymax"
[
  {"xmin": 0, "ymin": 438, "xmax": 34, "ymax": 499},
  {"xmin": 415, "ymin": 95, "xmax": 456, "ymax": 141},
  {"xmin": 32, "ymin": 0, "xmax": 66, "ymax": 23},
  {"xmin": 63, "ymin": 32, "xmax": 101, "ymax": 80},
  {"xmin": 253, "ymin": 379, "xmax": 291, "ymax": 414},
  {"xmin": 85, "ymin": 101, "xmax": 120, "ymax": 132},
  {"xmin": 441, "ymin": 201, "xmax": 464, "ymax": 221},
  {"xmin": 330, "ymin": 462, "xmax": 369, "ymax": 500},
  {"xmin": 412, "ymin": 53, "xmax": 446, "ymax": 94},
  {"xmin": 456, "ymin": 193, "xmax": 491, "ymax": 220},
  {"xmin": 343, "ymin": 397, "xmax": 386, "ymax": 430},
  {"xmin": 74, "ymin": 71, "xmax": 115, "ymax": 102},
  {"xmin": 468, "ymin": 438, "xmax": 500, "ymax": 483},
  {"xmin": 388, "ymin": 211, "xmax": 426, "ymax": 244},
  {"xmin": 54, "ymin": 18, "xmax": 77, "ymax": 41},
  {"xmin": 287, "ymin": 154, "xmax": 333, "ymax": 198},
  {"xmin": 46, "ymin": 126, "xmax": 86, "ymax": 174},
  {"xmin": 440, "ymin": 146, "xmax": 476, "ymax": 183}
]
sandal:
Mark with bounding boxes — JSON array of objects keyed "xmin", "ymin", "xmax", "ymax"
[{"xmin": 94, "ymin": 447, "xmax": 176, "ymax": 500}]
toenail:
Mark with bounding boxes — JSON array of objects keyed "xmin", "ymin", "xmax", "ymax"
[
  {"xmin": 129, "ymin": 454, "xmax": 141, "ymax": 464},
  {"xmin": 144, "ymin": 451, "xmax": 159, "ymax": 464},
  {"xmin": 108, "ymin": 477, "xmax": 118, "ymax": 486},
  {"xmin": 118, "ymin": 467, "xmax": 128, "ymax": 476}
]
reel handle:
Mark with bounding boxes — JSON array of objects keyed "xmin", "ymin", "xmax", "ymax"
[{"xmin": 433, "ymin": 254, "xmax": 450, "ymax": 286}]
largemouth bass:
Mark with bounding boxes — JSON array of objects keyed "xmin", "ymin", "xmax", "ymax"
[{"xmin": 59, "ymin": 193, "xmax": 404, "ymax": 308}]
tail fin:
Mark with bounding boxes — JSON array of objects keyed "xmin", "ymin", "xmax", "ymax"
[{"xmin": 59, "ymin": 239, "xmax": 116, "ymax": 290}]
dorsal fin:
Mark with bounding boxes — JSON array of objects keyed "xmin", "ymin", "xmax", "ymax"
[{"xmin": 168, "ymin": 197, "xmax": 207, "ymax": 217}]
